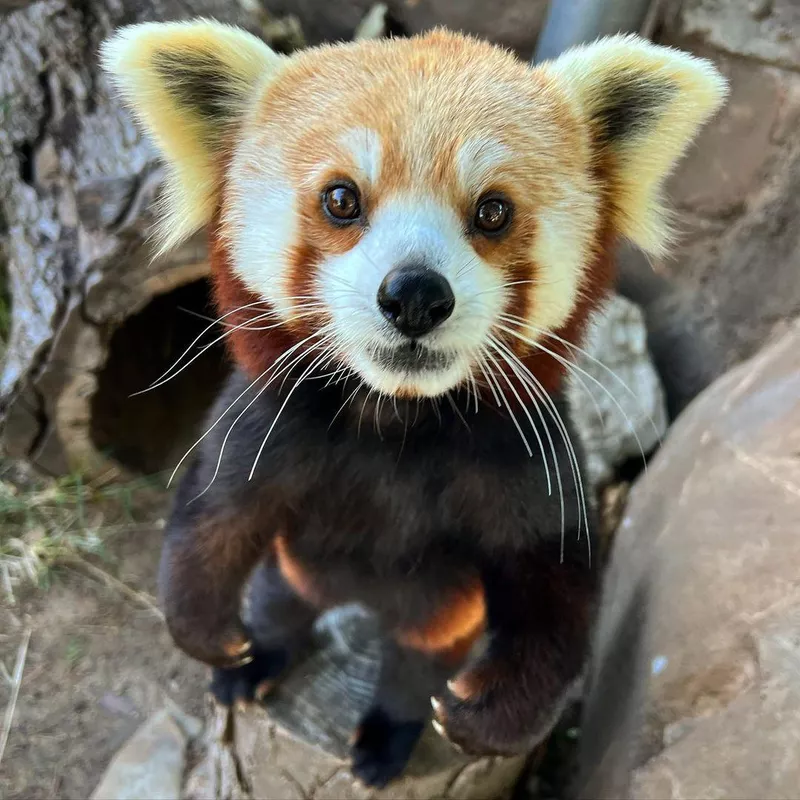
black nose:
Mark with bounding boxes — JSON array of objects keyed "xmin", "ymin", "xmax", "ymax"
[{"xmin": 377, "ymin": 266, "xmax": 455, "ymax": 338}]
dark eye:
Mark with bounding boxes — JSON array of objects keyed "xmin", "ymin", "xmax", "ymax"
[
  {"xmin": 474, "ymin": 197, "xmax": 512, "ymax": 234},
  {"xmin": 323, "ymin": 184, "xmax": 361, "ymax": 222}
]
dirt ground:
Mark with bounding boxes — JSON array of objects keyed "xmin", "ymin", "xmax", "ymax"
[{"xmin": 0, "ymin": 514, "xmax": 207, "ymax": 800}]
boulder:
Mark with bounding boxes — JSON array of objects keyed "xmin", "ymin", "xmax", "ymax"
[
  {"xmin": 568, "ymin": 294, "xmax": 668, "ymax": 490},
  {"xmin": 658, "ymin": 0, "xmax": 800, "ymax": 370},
  {"xmin": 576, "ymin": 321, "xmax": 800, "ymax": 799}
]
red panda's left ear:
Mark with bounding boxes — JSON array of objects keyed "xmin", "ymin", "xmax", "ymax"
[
  {"xmin": 101, "ymin": 20, "xmax": 284, "ymax": 254},
  {"xmin": 538, "ymin": 34, "xmax": 728, "ymax": 255}
]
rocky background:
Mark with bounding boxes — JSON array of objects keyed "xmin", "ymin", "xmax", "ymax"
[{"xmin": 0, "ymin": 1, "xmax": 798, "ymax": 799}]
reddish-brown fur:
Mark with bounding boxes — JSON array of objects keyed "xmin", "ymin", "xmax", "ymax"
[{"xmin": 395, "ymin": 579, "xmax": 486, "ymax": 662}]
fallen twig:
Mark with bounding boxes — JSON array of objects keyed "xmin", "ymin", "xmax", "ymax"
[
  {"xmin": 0, "ymin": 627, "xmax": 32, "ymax": 768},
  {"xmin": 68, "ymin": 556, "xmax": 164, "ymax": 620}
]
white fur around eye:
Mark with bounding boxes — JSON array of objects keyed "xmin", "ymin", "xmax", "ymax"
[
  {"xmin": 456, "ymin": 137, "xmax": 512, "ymax": 196},
  {"xmin": 339, "ymin": 127, "xmax": 382, "ymax": 186}
]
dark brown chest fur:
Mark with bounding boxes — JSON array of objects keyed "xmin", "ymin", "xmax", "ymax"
[{"xmin": 173, "ymin": 369, "xmax": 592, "ymax": 631}]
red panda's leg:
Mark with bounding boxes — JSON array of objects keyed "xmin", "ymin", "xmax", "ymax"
[
  {"xmin": 159, "ymin": 513, "xmax": 267, "ymax": 668},
  {"xmin": 210, "ymin": 562, "xmax": 318, "ymax": 706},
  {"xmin": 158, "ymin": 461, "xmax": 277, "ymax": 668},
  {"xmin": 431, "ymin": 544, "xmax": 597, "ymax": 755},
  {"xmin": 351, "ymin": 580, "xmax": 486, "ymax": 788},
  {"xmin": 351, "ymin": 637, "xmax": 453, "ymax": 789}
]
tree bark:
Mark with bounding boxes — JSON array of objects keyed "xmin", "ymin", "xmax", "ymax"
[{"xmin": 0, "ymin": 0, "xmax": 302, "ymax": 480}]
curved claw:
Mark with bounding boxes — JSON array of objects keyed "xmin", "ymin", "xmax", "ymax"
[
  {"xmin": 446, "ymin": 676, "xmax": 471, "ymax": 700},
  {"xmin": 431, "ymin": 717, "xmax": 465, "ymax": 753}
]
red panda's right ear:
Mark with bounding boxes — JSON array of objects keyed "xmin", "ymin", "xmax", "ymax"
[{"xmin": 101, "ymin": 20, "xmax": 284, "ymax": 254}]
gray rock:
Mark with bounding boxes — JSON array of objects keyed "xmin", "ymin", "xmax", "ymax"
[
  {"xmin": 576, "ymin": 321, "xmax": 800, "ymax": 800},
  {"xmin": 569, "ymin": 295, "xmax": 669, "ymax": 490},
  {"xmin": 658, "ymin": 0, "xmax": 800, "ymax": 372},
  {"xmin": 91, "ymin": 707, "xmax": 202, "ymax": 800},
  {"xmin": 680, "ymin": 0, "xmax": 800, "ymax": 70}
]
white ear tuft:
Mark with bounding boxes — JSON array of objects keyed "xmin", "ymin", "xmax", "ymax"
[
  {"xmin": 540, "ymin": 34, "xmax": 728, "ymax": 254},
  {"xmin": 101, "ymin": 20, "xmax": 284, "ymax": 254}
]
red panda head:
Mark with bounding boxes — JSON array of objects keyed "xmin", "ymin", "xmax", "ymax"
[{"xmin": 102, "ymin": 22, "xmax": 726, "ymax": 399}]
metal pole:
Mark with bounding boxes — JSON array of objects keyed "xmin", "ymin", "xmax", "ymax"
[{"xmin": 532, "ymin": 0, "xmax": 654, "ymax": 62}]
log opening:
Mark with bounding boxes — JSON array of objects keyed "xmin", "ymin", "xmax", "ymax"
[{"xmin": 90, "ymin": 278, "xmax": 229, "ymax": 476}]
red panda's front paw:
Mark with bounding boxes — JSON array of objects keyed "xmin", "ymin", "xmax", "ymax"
[
  {"xmin": 164, "ymin": 611, "xmax": 254, "ymax": 669},
  {"xmin": 430, "ymin": 666, "xmax": 554, "ymax": 756},
  {"xmin": 210, "ymin": 645, "xmax": 291, "ymax": 708}
]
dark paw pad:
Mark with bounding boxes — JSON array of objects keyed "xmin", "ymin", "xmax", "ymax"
[
  {"xmin": 209, "ymin": 647, "xmax": 289, "ymax": 707},
  {"xmin": 350, "ymin": 708, "xmax": 424, "ymax": 789}
]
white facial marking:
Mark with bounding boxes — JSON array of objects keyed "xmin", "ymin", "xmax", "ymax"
[
  {"xmin": 224, "ymin": 132, "xmax": 599, "ymax": 400},
  {"xmin": 224, "ymin": 139, "xmax": 298, "ymax": 320},
  {"xmin": 317, "ymin": 194, "xmax": 506, "ymax": 397},
  {"xmin": 526, "ymin": 181, "xmax": 599, "ymax": 335},
  {"xmin": 338, "ymin": 127, "xmax": 382, "ymax": 186},
  {"xmin": 456, "ymin": 137, "xmax": 513, "ymax": 196},
  {"xmin": 300, "ymin": 128, "xmax": 383, "ymax": 192}
]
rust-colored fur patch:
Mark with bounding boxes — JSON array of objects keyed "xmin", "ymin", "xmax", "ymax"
[
  {"xmin": 274, "ymin": 534, "xmax": 323, "ymax": 607},
  {"xmin": 396, "ymin": 579, "xmax": 486, "ymax": 663}
]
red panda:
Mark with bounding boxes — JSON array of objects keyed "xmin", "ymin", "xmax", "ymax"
[{"xmin": 101, "ymin": 21, "xmax": 726, "ymax": 788}]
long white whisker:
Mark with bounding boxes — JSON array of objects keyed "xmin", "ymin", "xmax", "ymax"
[
  {"xmin": 446, "ymin": 390, "xmax": 471, "ymax": 433},
  {"xmin": 481, "ymin": 349, "xmax": 533, "ymax": 458},
  {"xmin": 168, "ymin": 368, "xmax": 267, "ymax": 488},
  {"xmin": 485, "ymin": 339, "xmax": 552, "ymax": 496},
  {"xmin": 329, "ymin": 381, "xmax": 363, "ymax": 430},
  {"xmin": 475, "ymin": 355, "xmax": 503, "ymax": 407},
  {"xmin": 357, "ymin": 388, "xmax": 374, "ymax": 438},
  {"xmin": 497, "ymin": 322, "xmax": 651, "ymax": 473},
  {"xmin": 468, "ymin": 371, "xmax": 481, "ymax": 415},
  {"xmin": 374, "ymin": 393, "xmax": 385, "ymax": 441},
  {"xmin": 178, "ymin": 300, "xmax": 326, "ymax": 328},
  {"xmin": 138, "ymin": 307, "xmax": 320, "ymax": 397},
  {"xmin": 493, "ymin": 336, "xmax": 591, "ymax": 565},
  {"xmin": 540, "ymin": 324, "xmax": 662, "ymax": 444},
  {"xmin": 500, "ymin": 313, "xmax": 661, "ymax": 443},
  {"xmin": 529, "ymin": 374, "xmax": 589, "ymax": 565},
  {"xmin": 139, "ymin": 300, "xmax": 272, "ymax": 394},
  {"xmin": 167, "ymin": 329, "xmax": 327, "ymax": 487},
  {"xmin": 144, "ymin": 299, "xmax": 331, "ymax": 396},
  {"xmin": 197, "ymin": 331, "xmax": 336, "ymax": 497},
  {"xmin": 487, "ymin": 335, "xmax": 566, "ymax": 552},
  {"xmin": 497, "ymin": 314, "xmax": 606, "ymax": 428},
  {"xmin": 471, "ymin": 277, "xmax": 566, "ymax": 299},
  {"xmin": 249, "ymin": 345, "xmax": 337, "ymax": 481}
]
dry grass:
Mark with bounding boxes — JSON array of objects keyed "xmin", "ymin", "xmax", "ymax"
[{"xmin": 0, "ymin": 471, "xmax": 167, "ymax": 605}]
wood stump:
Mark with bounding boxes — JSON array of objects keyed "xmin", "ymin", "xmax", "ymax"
[{"xmin": 185, "ymin": 606, "xmax": 530, "ymax": 800}]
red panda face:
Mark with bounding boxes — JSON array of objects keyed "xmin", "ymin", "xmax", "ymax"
[
  {"xmin": 102, "ymin": 23, "xmax": 727, "ymax": 398},
  {"xmin": 222, "ymin": 35, "xmax": 599, "ymax": 396}
]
